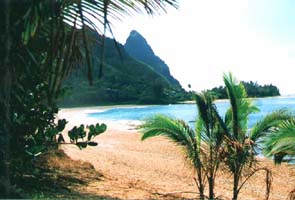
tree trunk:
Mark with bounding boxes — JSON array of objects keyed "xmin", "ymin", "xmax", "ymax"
[
  {"xmin": 232, "ymin": 172, "xmax": 239, "ymax": 200},
  {"xmin": 208, "ymin": 144, "xmax": 214, "ymax": 199},
  {"xmin": 196, "ymin": 171, "xmax": 205, "ymax": 200},
  {"xmin": 1, "ymin": 67, "xmax": 12, "ymax": 199},
  {"xmin": 208, "ymin": 176, "xmax": 214, "ymax": 199},
  {"xmin": 0, "ymin": 0, "xmax": 12, "ymax": 197},
  {"xmin": 198, "ymin": 182, "xmax": 205, "ymax": 200}
]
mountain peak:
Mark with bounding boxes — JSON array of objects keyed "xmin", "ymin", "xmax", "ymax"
[
  {"xmin": 124, "ymin": 30, "xmax": 181, "ymax": 87},
  {"xmin": 129, "ymin": 30, "xmax": 140, "ymax": 36},
  {"xmin": 125, "ymin": 30, "xmax": 155, "ymax": 56}
]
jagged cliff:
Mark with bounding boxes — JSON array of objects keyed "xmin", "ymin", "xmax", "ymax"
[
  {"xmin": 60, "ymin": 30, "xmax": 187, "ymax": 106},
  {"xmin": 124, "ymin": 30, "xmax": 181, "ymax": 86}
]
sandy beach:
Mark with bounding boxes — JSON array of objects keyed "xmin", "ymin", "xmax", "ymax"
[{"xmin": 59, "ymin": 106, "xmax": 295, "ymax": 200}]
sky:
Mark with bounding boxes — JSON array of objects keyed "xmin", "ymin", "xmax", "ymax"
[{"xmin": 108, "ymin": 0, "xmax": 295, "ymax": 95}]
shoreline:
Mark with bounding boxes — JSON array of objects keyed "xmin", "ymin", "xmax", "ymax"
[
  {"xmin": 58, "ymin": 105, "xmax": 142, "ymax": 132},
  {"xmin": 58, "ymin": 95, "xmax": 292, "ymax": 131},
  {"xmin": 58, "ymin": 103, "xmax": 295, "ymax": 200},
  {"xmin": 59, "ymin": 95, "xmax": 288, "ymax": 111},
  {"xmin": 60, "ymin": 121, "xmax": 295, "ymax": 200}
]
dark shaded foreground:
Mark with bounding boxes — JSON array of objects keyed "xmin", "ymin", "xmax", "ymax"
[{"xmin": 19, "ymin": 149, "xmax": 119, "ymax": 199}]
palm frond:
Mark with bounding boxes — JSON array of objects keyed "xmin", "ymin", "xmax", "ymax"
[
  {"xmin": 133, "ymin": 0, "xmax": 179, "ymax": 14},
  {"xmin": 223, "ymin": 72, "xmax": 259, "ymax": 141},
  {"xmin": 250, "ymin": 108, "xmax": 294, "ymax": 142},
  {"xmin": 195, "ymin": 91, "xmax": 227, "ymax": 147},
  {"xmin": 263, "ymin": 119, "xmax": 295, "ymax": 163},
  {"xmin": 22, "ymin": 0, "xmax": 179, "ymax": 85},
  {"xmin": 140, "ymin": 114, "xmax": 198, "ymax": 163},
  {"xmin": 195, "ymin": 117, "xmax": 204, "ymax": 148},
  {"xmin": 195, "ymin": 92, "xmax": 210, "ymax": 134},
  {"xmin": 140, "ymin": 115, "xmax": 194, "ymax": 144}
]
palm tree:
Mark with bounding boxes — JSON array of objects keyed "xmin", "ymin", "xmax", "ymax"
[
  {"xmin": 141, "ymin": 114, "xmax": 206, "ymax": 199},
  {"xmin": 0, "ymin": 0, "xmax": 179, "ymax": 197},
  {"xmin": 263, "ymin": 119, "xmax": 295, "ymax": 163},
  {"xmin": 140, "ymin": 91, "xmax": 226, "ymax": 199},
  {"xmin": 219, "ymin": 73, "xmax": 293, "ymax": 200},
  {"xmin": 140, "ymin": 73, "xmax": 294, "ymax": 200},
  {"xmin": 221, "ymin": 73, "xmax": 260, "ymax": 200},
  {"xmin": 263, "ymin": 119, "xmax": 295, "ymax": 199},
  {"xmin": 195, "ymin": 91, "xmax": 227, "ymax": 199}
]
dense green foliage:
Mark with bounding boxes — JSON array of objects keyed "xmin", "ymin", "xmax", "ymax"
[
  {"xmin": 60, "ymin": 31, "xmax": 189, "ymax": 106},
  {"xmin": 263, "ymin": 120, "xmax": 295, "ymax": 199},
  {"xmin": 0, "ymin": 0, "xmax": 178, "ymax": 197},
  {"xmin": 209, "ymin": 81, "xmax": 280, "ymax": 99},
  {"xmin": 263, "ymin": 119, "xmax": 295, "ymax": 164}
]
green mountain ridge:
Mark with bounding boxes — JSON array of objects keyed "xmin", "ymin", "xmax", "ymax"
[
  {"xmin": 60, "ymin": 30, "xmax": 188, "ymax": 106},
  {"xmin": 124, "ymin": 30, "xmax": 181, "ymax": 86}
]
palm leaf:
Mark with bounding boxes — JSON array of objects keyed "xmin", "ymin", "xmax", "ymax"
[
  {"xmin": 140, "ymin": 115, "xmax": 194, "ymax": 145},
  {"xmin": 140, "ymin": 114, "xmax": 198, "ymax": 163},
  {"xmin": 195, "ymin": 92, "xmax": 226, "ymax": 146},
  {"xmin": 223, "ymin": 72, "xmax": 259, "ymax": 141},
  {"xmin": 250, "ymin": 108, "xmax": 294, "ymax": 142},
  {"xmin": 195, "ymin": 92, "xmax": 210, "ymax": 133},
  {"xmin": 263, "ymin": 119, "xmax": 295, "ymax": 163}
]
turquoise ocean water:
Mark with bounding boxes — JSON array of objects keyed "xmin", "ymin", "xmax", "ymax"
[{"xmin": 88, "ymin": 97, "xmax": 295, "ymax": 128}]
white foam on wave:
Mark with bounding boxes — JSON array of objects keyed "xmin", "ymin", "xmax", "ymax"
[{"xmin": 58, "ymin": 106, "xmax": 143, "ymax": 131}]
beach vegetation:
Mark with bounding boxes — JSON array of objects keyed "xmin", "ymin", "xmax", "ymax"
[
  {"xmin": 141, "ymin": 114, "xmax": 206, "ymax": 199},
  {"xmin": 0, "ymin": 0, "xmax": 179, "ymax": 198},
  {"xmin": 263, "ymin": 117, "xmax": 295, "ymax": 199},
  {"xmin": 220, "ymin": 73, "xmax": 285, "ymax": 200},
  {"xmin": 140, "ymin": 72, "xmax": 293, "ymax": 200},
  {"xmin": 263, "ymin": 119, "xmax": 295, "ymax": 164},
  {"xmin": 140, "ymin": 90, "xmax": 226, "ymax": 199},
  {"xmin": 210, "ymin": 81, "xmax": 280, "ymax": 99}
]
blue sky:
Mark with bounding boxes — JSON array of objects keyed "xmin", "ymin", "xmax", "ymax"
[{"xmin": 108, "ymin": 0, "xmax": 295, "ymax": 95}]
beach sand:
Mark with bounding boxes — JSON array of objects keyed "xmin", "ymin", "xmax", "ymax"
[{"xmin": 59, "ymin": 107, "xmax": 295, "ymax": 200}]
